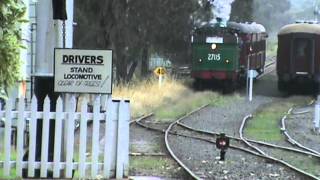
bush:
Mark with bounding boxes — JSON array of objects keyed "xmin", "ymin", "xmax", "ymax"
[{"xmin": 0, "ymin": 0, "xmax": 26, "ymax": 91}]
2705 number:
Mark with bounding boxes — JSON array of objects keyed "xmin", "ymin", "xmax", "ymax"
[{"xmin": 208, "ymin": 54, "xmax": 221, "ymax": 61}]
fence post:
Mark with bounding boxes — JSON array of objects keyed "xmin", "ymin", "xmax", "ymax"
[
  {"xmin": 91, "ymin": 95, "xmax": 100, "ymax": 178},
  {"xmin": 3, "ymin": 99, "xmax": 13, "ymax": 177},
  {"xmin": 116, "ymin": 100, "xmax": 129, "ymax": 179},
  {"xmin": 27, "ymin": 96, "xmax": 38, "ymax": 177},
  {"xmin": 16, "ymin": 97, "xmax": 26, "ymax": 177},
  {"xmin": 40, "ymin": 96, "xmax": 51, "ymax": 177},
  {"xmin": 65, "ymin": 95, "xmax": 76, "ymax": 178},
  {"xmin": 104, "ymin": 99, "xmax": 119, "ymax": 178},
  {"xmin": 53, "ymin": 97, "xmax": 63, "ymax": 178},
  {"xmin": 123, "ymin": 100, "xmax": 130, "ymax": 177},
  {"xmin": 78, "ymin": 97, "xmax": 88, "ymax": 178}
]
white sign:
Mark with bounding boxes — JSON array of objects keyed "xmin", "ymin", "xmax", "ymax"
[
  {"xmin": 54, "ymin": 49, "xmax": 112, "ymax": 94},
  {"xmin": 206, "ymin": 37, "xmax": 223, "ymax": 43}
]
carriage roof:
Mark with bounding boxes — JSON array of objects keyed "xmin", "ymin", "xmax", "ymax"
[
  {"xmin": 278, "ymin": 23, "xmax": 320, "ymax": 35},
  {"xmin": 227, "ymin": 22, "xmax": 266, "ymax": 33}
]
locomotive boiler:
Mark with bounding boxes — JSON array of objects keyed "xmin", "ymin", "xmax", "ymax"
[{"xmin": 191, "ymin": 20, "xmax": 267, "ymax": 90}]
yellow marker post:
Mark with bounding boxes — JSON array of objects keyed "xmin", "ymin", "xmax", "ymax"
[{"xmin": 154, "ymin": 67, "xmax": 166, "ymax": 87}]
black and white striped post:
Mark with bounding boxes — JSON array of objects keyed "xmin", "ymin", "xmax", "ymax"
[{"xmin": 248, "ymin": 70, "xmax": 254, "ymax": 102}]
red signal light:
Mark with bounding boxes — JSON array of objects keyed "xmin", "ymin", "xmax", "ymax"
[
  {"xmin": 219, "ymin": 140, "xmax": 226, "ymax": 146},
  {"xmin": 216, "ymin": 133, "xmax": 229, "ymax": 150}
]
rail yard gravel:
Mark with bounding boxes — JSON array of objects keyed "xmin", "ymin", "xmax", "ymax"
[
  {"xmin": 286, "ymin": 105, "xmax": 320, "ymax": 153},
  {"xmin": 129, "ymin": 71, "xmax": 318, "ymax": 179},
  {"xmin": 168, "ymin": 95, "xmax": 308, "ymax": 179}
]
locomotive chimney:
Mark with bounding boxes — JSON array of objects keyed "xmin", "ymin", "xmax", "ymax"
[{"xmin": 216, "ymin": 17, "xmax": 227, "ymax": 27}]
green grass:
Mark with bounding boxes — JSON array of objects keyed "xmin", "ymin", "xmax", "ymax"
[
  {"xmin": 245, "ymin": 97, "xmax": 320, "ymax": 177},
  {"xmin": 266, "ymin": 40, "xmax": 278, "ymax": 57},
  {"xmin": 271, "ymin": 149, "xmax": 320, "ymax": 177},
  {"xmin": 154, "ymin": 92, "xmax": 241, "ymax": 122},
  {"xmin": 130, "ymin": 143, "xmax": 161, "ymax": 153},
  {"xmin": 129, "ymin": 156, "xmax": 173, "ymax": 172},
  {"xmin": 0, "ymin": 150, "xmax": 17, "ymax": 179},
  {"xmin": 245, "ymin": 97, "xmax": 310, "ymax": 142},
  {"xmin": 245, "ymin": 106, "xmax": 286, "ymax": 141}
]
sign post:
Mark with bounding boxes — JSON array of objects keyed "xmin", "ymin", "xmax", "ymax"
[
  {"xmin": 248, "ymin": 70, "xmax": 254, "ymax": 102},
  {"xmin": 54, "ymin": 49, "xmax": 113, "ymax": 94},
  {"xmin": 154, "ymin": 67, "xmax": 166, "ymax": 87}
]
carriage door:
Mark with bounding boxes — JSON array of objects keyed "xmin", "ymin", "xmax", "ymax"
[{"xmin": 292, "ymin": 38, "xmax": 314, "ymax": 75}]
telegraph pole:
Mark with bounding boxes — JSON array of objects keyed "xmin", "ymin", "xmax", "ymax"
[{"xmin": 24, "ymin": 0, "xmax": 73, "ymax": 178}]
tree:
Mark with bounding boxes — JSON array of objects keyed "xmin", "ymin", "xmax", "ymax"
[
  {"xmin": 231, "ymin": 0, "xmax": 254, "ymax": 22},
  {"xmin": 252, "ymin": 0, "xmax": 292, "ymax": 35},
  {"xmin": 0, "ymin": 0, "xmax": 26, "ymax": 93},
  {"xmin": 74, "ymin": 0, "xmax": 210, "ymax": 82}
]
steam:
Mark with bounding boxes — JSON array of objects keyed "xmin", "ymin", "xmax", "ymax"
[
  {"xmin": 251, "ymin": 0, "xmax": 315, "ymax": 45},
  {"xmin": 210, "ymin": 0, "xmax": 235, "ymax": 23}
]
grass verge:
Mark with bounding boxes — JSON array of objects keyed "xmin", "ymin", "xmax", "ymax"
[
  {"xmin": 245, "ymin": 96, "xmax": 319, "ymax": 177},
  {"xmin": 245, "ymin": 96, "xmax": 311, "ymax": 142},
  {"xmin": 0, "ymin": 150, "xmax": 17, "ymax": 179},
  {"xmin": 154, "ymin": 91, "xmax": 241, "ymax": 122},
  {"xmin": 270, "ymin": 149, "xmax": 320, "ymax": 178},
  {"xmin": 129, "ymin": 156, "xmax": 182, "ymax": 177},
  {"xmin": 114, "ymin": 76, "xmax": 241, "ymax": 121}
]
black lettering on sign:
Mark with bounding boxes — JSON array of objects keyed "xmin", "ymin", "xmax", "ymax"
[
  {"xmin": 70, "ymin": 67, "xmax": 93, "ymax": 73},
  {"xmin": 69, "ymin": 55, "xmax": 74, "ymax": 63},
  {"xmin": 63, "ymin": 55, "xmax": 68, "ymax": 63},
  {"xmin": 97, "ymin": 56, "xmax": 103, "ymax": 63},
  {"xmin": 85, "ymin": 56, "xmax": 90, "ymax": 63},
  {"xmin": 84, "ymin": 81, "xmax": 100, "ymax": 87},
  {"xmin": 64, "ymin": 73, "xmax": 102, "ymax": 80},
  {"xmin": 75, "ymin": 81, "xmax": 82, "ymax": 86},
  {"xmin": 90, "ymin": 56, "xmax": 96, "ymax": 64},
  {"xmin": 58, "ymin": 80, "xmax": 74, "ymax": 86},
  {"xmin": 62, "ymin": 55, "xmax": 104, "ymax": 65}
]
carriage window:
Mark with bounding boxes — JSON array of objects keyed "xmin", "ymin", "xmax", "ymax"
[{"xmin": 294, "ymin": 38, "xmax": 309, "ymax": 57}]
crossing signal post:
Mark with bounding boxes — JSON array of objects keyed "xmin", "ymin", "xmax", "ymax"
[{"xmin": 216, "ymin": 133, "xmax": 230, "ymax": 161}]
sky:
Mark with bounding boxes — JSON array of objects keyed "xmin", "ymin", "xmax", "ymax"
[
  {"xmin": 290, "ymin": 0, "xmax": 315, "ymax": 10},
  {"xmin": 290, "ymin": 0, "xmax": 320, "ymax": 20}
]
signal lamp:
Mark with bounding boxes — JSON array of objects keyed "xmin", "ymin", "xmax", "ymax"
[
  {"xmin": 211, "ymin": 43, "xmax": 217, "ymax": 50},
  {"xmin": 199, "ymin": 59, "xmax": 202, "ymax": 62},
  {"xmin": 216, "ymin": 133, "xmax": 230, "ymax": 161},
  {"xmin": 225, "ymin": 60, "xmax": 230, "ymax": 63}
]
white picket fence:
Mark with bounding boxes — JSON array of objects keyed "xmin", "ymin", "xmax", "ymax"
[{"xmin": 0, "ymin": 95, "xmax": 130, "ymax": 179}]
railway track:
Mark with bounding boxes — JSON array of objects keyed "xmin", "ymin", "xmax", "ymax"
[
  {"xmin": 132, "ymin": 104, "xmax": 319, "ymax": 179},
  {"xmin": 129, "ymin": 56, "xmax": 320, "ymax": 179},
  {"xmin": 281, "ymin": 108, "xmax": 320, "ymax": 156},
  {"xmin": 240, "ymin": 115, "xmax": 320, "ymax": 179},
  {"xmin": 256, "ymin": 57, "xmax": 276, "ymax": 80}
]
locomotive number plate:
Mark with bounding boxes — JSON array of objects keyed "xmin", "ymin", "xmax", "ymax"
[
  {"xmin": 208, "ymin": 53, "xmax": 221, "ymax": 61},
  {"xmin": 206, "ymin": 37, "xmax": 223, "ymax": 43}
]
